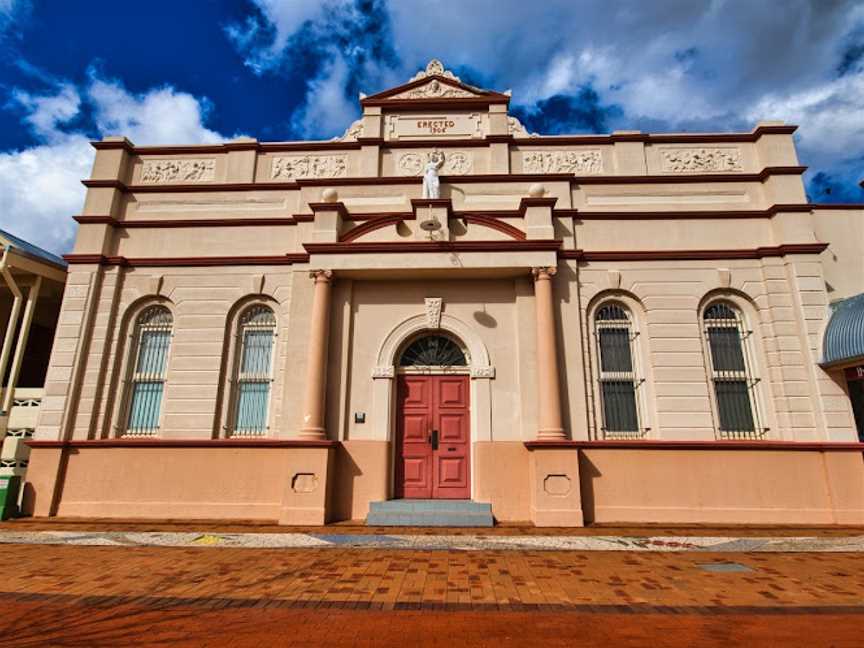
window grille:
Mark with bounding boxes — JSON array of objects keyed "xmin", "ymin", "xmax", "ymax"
[
  {"xmin": 231, "ymin": 305, "xmax": 277, "ymax": 436},
  {"xmin": 399, "ymin": 334, "xmax": 467, "ymax": 367},
  {"xmin": 594, "ymin": 303, "xmax": 644, "ymax": 438},
  {"xmin": 703, "ymin": 302, "xmax": 765, "ymax": 439},
  {"xmin": 125, "ymin": 305, "xmax": 173, "ymax": 437}
]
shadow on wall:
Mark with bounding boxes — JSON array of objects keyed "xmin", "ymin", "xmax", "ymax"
[
  {"xmin": 331, "ymin": 446, "xmax": 363, "ymax": 522},
  {"xmin": 578, "ymin": 452, "xmax": 602, "ymax": 525}
]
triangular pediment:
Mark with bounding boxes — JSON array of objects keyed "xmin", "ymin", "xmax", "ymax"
[{"xmin": 361, "ymin": 59, "xmax": 510, "ymax": 106}]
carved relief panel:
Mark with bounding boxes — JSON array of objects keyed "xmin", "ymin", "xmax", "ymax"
[
  {"xmin": 659, "ymin": 147, "xmax": 743, "ymax": 173},
  {"xmin": 140, "ymin": 159, "xmax": 216, "ymax": 183},
  {"xmin": 397, "ymin": 151, "xmax": 473, "ymax": 176},
  {"xmin": 521, "ymin": 150, "xmax": 603, "ymax": 175},
  {"xmin": 270, "ymin": 155, "xmax": 348, "ymax": 180}
]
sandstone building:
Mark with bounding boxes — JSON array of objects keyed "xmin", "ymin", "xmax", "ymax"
[{"xmin": 24, "ymin": 60, "xmax": 864, "ymax": 526}]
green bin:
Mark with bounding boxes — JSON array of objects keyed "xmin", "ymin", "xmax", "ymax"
[{"xmin": 0, "ymin": 475, "xmax": 21, "ymax": 520}]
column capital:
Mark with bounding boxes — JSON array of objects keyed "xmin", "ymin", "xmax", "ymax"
[
  {"xmin": 531, "ymin": 266, "xmax": 557, "ymax": 280},
  {"xmin": 309, "ymin": 269, "xmax": 334, "ymax": 283}
]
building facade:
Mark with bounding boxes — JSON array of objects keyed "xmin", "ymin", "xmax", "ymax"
[{"xmin": 25, "ymin": 60, "xmax": 864, "ymax": 526}]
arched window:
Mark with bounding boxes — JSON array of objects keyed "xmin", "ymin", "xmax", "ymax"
[
  {"xmin": 231, "ymin": 305, "xmax": 277, "ymax": 436},
  {"xmin": 125, "ymin": 305, "xmax": 173, "ymax": 436},
  {"xmin": 594, "ymin": 303, "xmax": 643, "ymax": 436},
  {"xmin": 702, "ymin": 301, "xmax": 763, "ymax": 438},
  {"xmin": 399, "ymin": 334, "xmax": 467, "ymax": 367}
]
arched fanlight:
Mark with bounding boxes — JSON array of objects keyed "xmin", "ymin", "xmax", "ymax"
[{"xmin": 399, "ymin": 334, "xmax": 467, "ymax": 367}]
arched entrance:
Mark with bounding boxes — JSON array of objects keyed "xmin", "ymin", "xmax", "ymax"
[{"xmin": 395, "ymin": 333, "xmax": 471, "ymax": 499}]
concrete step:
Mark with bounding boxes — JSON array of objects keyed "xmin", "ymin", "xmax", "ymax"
[{"xmin": 366, "ymin": 499, "xmax": 494, "ymax": 527}]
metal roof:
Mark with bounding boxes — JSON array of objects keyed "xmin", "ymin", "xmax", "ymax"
[
  {"xmin": 0, "ymin": 228, "xmax": 67, "ymax": 269},
  {"xmin": 822, "ymin": 292, "xmax": 864, "ymax": 366}
]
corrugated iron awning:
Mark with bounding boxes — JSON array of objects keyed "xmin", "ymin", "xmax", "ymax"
[{"xmin": 822, "ymin": 293, "xmax": 864, "ymax": 366}]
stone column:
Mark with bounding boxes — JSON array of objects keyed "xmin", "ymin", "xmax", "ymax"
[
  {"xmin": 532, "ymin": 267, "xmax": 566, "ymax": 439},
  {"xmin": 299, "ymin": 270, "xmax": 334, "ymax": 439}
]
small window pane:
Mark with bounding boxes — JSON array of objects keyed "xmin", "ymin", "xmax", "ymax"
[
  {"xmin": 235, "ymin": 382, "xmax": 270, "ymax": 432},
  {"xmin": 240, "ymin": 329, "xmax": 274, "ymax": 376},
  {"xmin": 714, "ymin": 380, "xmax": 755, "ymax": 432},
  {"xmin": 135, "ymin": 330, "xmax": 171, "ymax": 375},
  {"xmin": 599, "ymin": 328, "xmax": 633, "ymax": 373},
  {"xmin": 127, "ymin": 381, "xmax": 164, "ymax": 433},
  {"xmin": 601, "ymin": 381, "xmax": 639, "ymax": 432},
  {"xmin": 707, "ymin": 326, "xmax": 746, "ymax": 372}
]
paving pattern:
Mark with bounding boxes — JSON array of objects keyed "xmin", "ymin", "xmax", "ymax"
[
  {"xmin": 1, "ymin": 528, "xmax": 864, "ymax": 552},
  {"xmin": 0, "ymin": 543, "xmax": 862, "ymax": 646},
  {"xmin": 2, "ymin": 522, "xmax": 864, "ymax": 646}
]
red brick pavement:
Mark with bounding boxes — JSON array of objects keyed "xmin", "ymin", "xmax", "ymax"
[{"xmin": 0, "ymin": 544, "xmax": 862, "ymax": 646}]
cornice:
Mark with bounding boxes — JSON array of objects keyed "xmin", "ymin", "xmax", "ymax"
[
  {"xmin": 89, "ymin": 124, "xmax": 798, "ymax": 156},
  {"xmin": 513, "ymin": 124, "xmax": 798, "ymax": 146}
]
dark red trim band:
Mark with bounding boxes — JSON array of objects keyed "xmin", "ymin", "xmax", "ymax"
[
  {"xmin": 28, "ymin": 439, "xmax": 338, "ymax": 449},
  {"xmin": 566, "ymin": 204, "xmax": 816, "ymax": 220},
  {"xmin": 461, "ymin": 214, "xmax": 526, "ymax": 240},
  {"xmin": 63, "ymin": 254, "xmax": 310, "ymax": 267},
  {"xmin": 339, "ymin": 214, "xmax": 411, "ymax": 243},
  {"xmin": 304, "ymin": 240, "xmax": 560, "ymax": 255},
  {"xmin": 81, "ymin": 167, "xmax": 806, "ymax": 195},
  {"xmin": 525, "ymin": 439, "xmax": 864, "ymax": 451},
  {"xmin": 560, "ymin": 243, "xmax": 828, "ymax": 261},
  {"xmin": 74, "ymin": 216, "xmax": 301, "ymax": 228}
]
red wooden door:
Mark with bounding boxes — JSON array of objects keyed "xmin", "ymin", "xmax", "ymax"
[{"xmin": 396, "ymin": 375, "xmax": 470, "ymax": 499}]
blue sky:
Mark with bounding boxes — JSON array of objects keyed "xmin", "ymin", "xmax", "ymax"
[{"xmin": 1, "ymin": 0, "xmax": 862, "ymax": 254}]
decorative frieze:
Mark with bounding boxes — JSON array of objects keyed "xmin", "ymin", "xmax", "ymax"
[
  {"xmin": 522, "ymin": 150, "xmax": 603, "ymax": 175},
  {"xmin": 140, "ymin": 159, "xmax": 215, "ymax": 183},
  {"xmin": 271, "ymin": 155, "xmax": 348, "ymax": 180},
  {"xmin": 398, "ymin": 151, "xmax": 472, "ymax": 176},
  {"xmin": 660, "ymin": 147, "xmax": 743, "ymax": 173}
]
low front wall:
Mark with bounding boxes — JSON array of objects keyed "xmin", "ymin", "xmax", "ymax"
[
  {"xmin": 23, "ymin": 440, "xmax": 864, "ymax": 527},
  {"xmin": 25, "ymin": 442, "xmax": 336, "ymax": 524},
  {"xmin": 580, "ymin": 446, "xmax": 864, "ymax": 525}
]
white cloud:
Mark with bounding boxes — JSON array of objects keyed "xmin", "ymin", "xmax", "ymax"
[
  {"xmin": 88, "ymin": 76, "xmax": 225, "ymax": 144},
  {"xmin": 0, "ymin": 133, "xmax": 91, "ymax": 254},
  {"xmin": 0, "ymin": 75, "xmax": 233, "ymax": 255},
  {"xmin": 226, "ymin": 0, "xmax": 324, "ymax": 73},
  {"xmin": 748, "ymin": 72, "xmax": 864, "ymax": 162},
  {"xmin": 11, "ymin": 83, "xmax": 80, "ymax": 141},
  {"xmin": 290, "ymin": 56, "xmax": 357, "ymax": 139}
]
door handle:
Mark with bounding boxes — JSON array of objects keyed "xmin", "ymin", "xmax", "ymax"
[{"xmin": 430, "ymin": 429, "xmax": 439, "ymax": 450}]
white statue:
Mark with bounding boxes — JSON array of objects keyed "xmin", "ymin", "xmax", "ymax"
[{"xmin": 422, "ymin": 151, "xmax": 445, "ymax": 199}]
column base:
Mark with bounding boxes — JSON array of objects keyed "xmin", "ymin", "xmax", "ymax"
[
  {"xmin": 297, "ymin": 427, "xmax": 327, "ymax": 440},
  {"xmin": 536, "ymin": 428, "xmax": 567, "ymax": 440}
]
